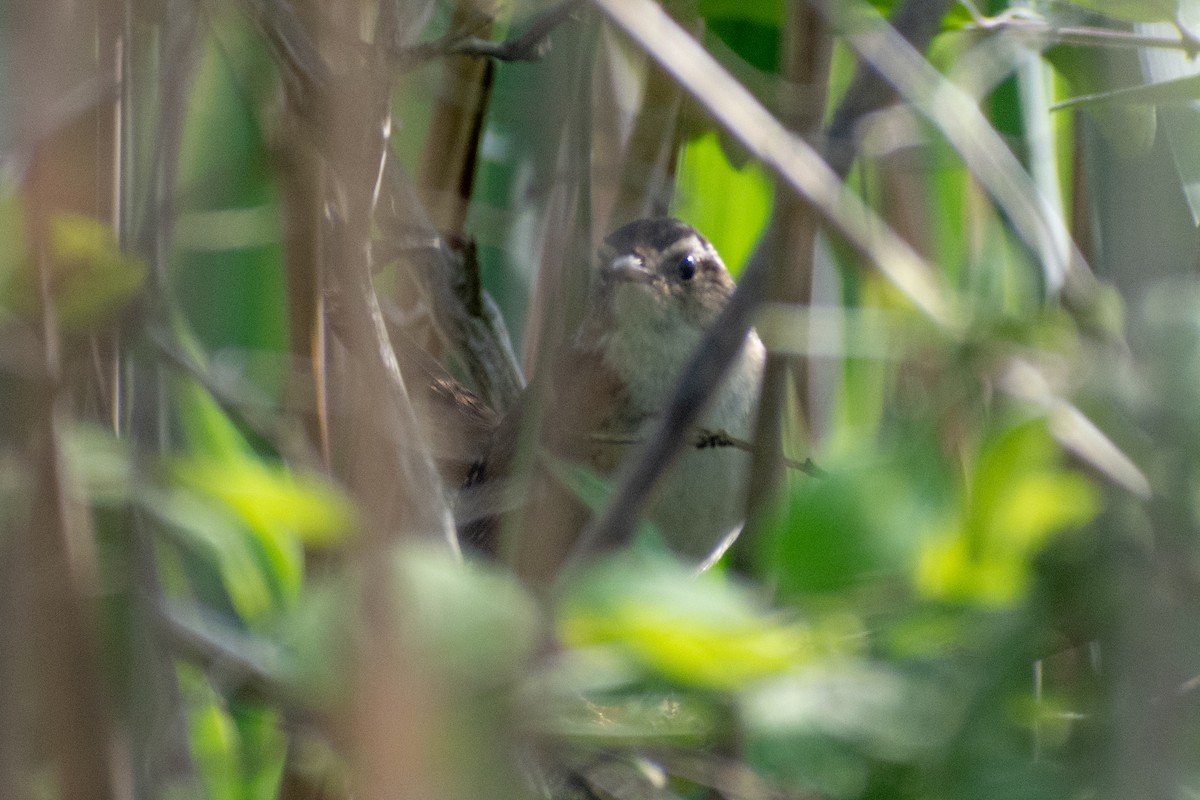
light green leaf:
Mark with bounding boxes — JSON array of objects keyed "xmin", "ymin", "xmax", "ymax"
[
  {"xmin": 3, "ymin": 212, "xmax": 146, "ymax": 331},
  {"xmin": 559, "ymin": 553, "xmax": 860, "ymax": 690},
  {"xmin": 168, "ymin": 378, "xmax": 356, "ymax": 619},
  {"xmin": 916, "ymin": 419, "xmax": 1101, "ymax": 606}
]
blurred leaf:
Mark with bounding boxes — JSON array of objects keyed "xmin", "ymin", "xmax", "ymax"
[
  {"xmin": 762, "ymin": 431, "xmax": 953, "ymax": 599},
  {"xmin": 695, "ymin": 0, "xmax": 783, "ymax": 27},
  {"xmin": 742, "ymin": 662, "xmax": 960, "ymax": 797},
  {"xmin": 691, "ymin": 0, "xmax": 783, "ymax": 74},
  {"xmin": 174, "ymin": 379, "xmax": 356, "ymax": 548},
  {"xmin": 172, "ymin": 453, "xmax": 351, "ymax": 545},
  {"xmin": 916, "ymin": 419, "xmax": 1101, "ymax": 606},
  {"xmin": 763, "ymin": 472, "xmax": 892, "ymax": 595},
  {"xmin": 395, "ymin": 544, "xmax": 540, "ymax": 686},
  {"xmin": 1139, "ymin": 18, "xmax": 1200, "ymax": 224},
  {"xmin": 0, "ymin": 195, "xmax": 26, "ymax": 316},
  {"xmin": 559, "ymin": 553, "xmax": 856, "ymax": 690},
  {"xmin": 3, "ymin": 212, "xmax": 146, "ymax": 331},
  {"xmin": 63, "ymin": 422, "xmax": 134, "ymax": 506},
  {"xmin": 230, "ymin": 703, "xmax": 287, "ymax": 800},
  {"xmin": 176, "ymin": 20, "xmax": 287, "ymax": 400},
  {"xmin": 48, "ymin": 214, "xmax": 146, "ymax": 329},
  {"xmin": 165, "ymin": 378, "xmax": 355, "ymax": 619},
  {"xmin": 179, "ymin": 664, "xmax": 286, "ymax": 800},
  {"xmin": 181, "ymin": 664, "xmax": 241, "ymax": 800},
  {"xmin": 148, "ymin": 485, "xmax": 279, "ymax": 622}
]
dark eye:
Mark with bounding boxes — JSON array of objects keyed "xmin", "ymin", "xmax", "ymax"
[{"xmin": 675, "ymin": 253, "xmax": 697, "ymax": 281}]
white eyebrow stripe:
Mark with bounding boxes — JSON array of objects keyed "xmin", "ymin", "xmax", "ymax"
[{"xmin": 657, "ymin": 235, "xmax": 706, "ymax": 261}]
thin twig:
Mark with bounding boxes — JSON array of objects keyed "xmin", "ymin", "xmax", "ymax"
[
  {"xmin": 960, "ymin": 2, "xmax": 1200, "ymax": 56},
  {"xmin": 450, "ymin": 0, "xmax": 585, "ymax": 61},
  {"xmin": 694, "ymin": 429, "xmax": 827, "ymax": 480},
  {"xmin": 390, "ymin": 0, "xmax": 585, "ymax": 69},
  {"xmin": 387, "ymin": 13, "xmax": 492, "ymax": 70},
  {"xmin": 585, "ymin": 430, "xmax": 825, "ymax": 479}
]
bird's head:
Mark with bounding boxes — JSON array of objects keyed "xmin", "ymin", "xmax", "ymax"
[{"xmin": 577, "ymin": 218, "xmax": 735, "ymax": 353}]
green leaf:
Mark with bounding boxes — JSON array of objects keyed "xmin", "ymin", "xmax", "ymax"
[
  {"xmin": 764, "ymin": 473, "xmax": 887, "ymax": 595},
  {"xmin": 175, "ymin": 378, "xmax": 356, "ymax": 548},
  {"xmin": 0, "ymin": 195, "xmax": 26, "ymax": 316},
  {"xmin": 62, "ymin": 422, "xmax": 134, "ymax": 507},
  {"xmin": 394, "ymin": 544, "xmax": 540, "ymax": 686},
  {"xmin": 177, "ymin": 20, "xmax": 287, "ymax": 400},
  {"xmin": 742, "ymin": 663, "xmax": 958, "ymax": 796},
  {"xmin": 695, "ymin": 0, "xmax": 783, "ymax": 27},
  {"xmin": 180, "ymin": 664, "xmax": 241, "ymax": 800},
  {"xmin": 147, "ymin": 485, "xmax": 278, "ymax": 621},
  {"xmin": 694, "ymin": 0, "xmax": 783, "ymax": 73},
  {"xmin": 167, "ymin": 378, "xmax": 356, "ymax": 620},
  {"xmin": 915, "ymin": 419, "xmax": 1101, "ymax": 606},
  {"xmin": 559, "ymin": 553, "xmax": 858, "ymax": 690},
  {"xmin": 1139, "ymin": 18, "xmax": 1200, "ymax": 224},
  {"xmin": 1044, "ymin": 44, "xmax": 1158, "ymax": 159},
  {"xmin": 4, "ymin": 212, "xmax": 146, "ymax": 331}
]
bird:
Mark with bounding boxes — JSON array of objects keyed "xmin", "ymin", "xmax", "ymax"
[{"xmin": 459, "ymin": 217, "xmax": 765, "ymax": 587}]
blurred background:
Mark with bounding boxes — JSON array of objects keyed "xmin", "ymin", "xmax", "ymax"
[{"xmin": 3, "ymin": 0, "xmax": 1200, "ymax": 798}]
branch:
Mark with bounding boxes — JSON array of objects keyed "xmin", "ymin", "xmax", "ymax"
[
  {"xmin": 960, "ymin": 2, "xmax": 1200, "ymax": 57},
  {"xmin": 695, "ymin": 429, "xmax": 827, "ymax": 480},
  {"xmin": 389, "ymin": 0, "xmax": 585, "ymax": 69},
  {"xmin": 584, "ymin": 430, "xmax": 826, "ymax": 479},
  {"xmin": 449, "ymin": 0, "xmax": 585, "ymax": 61}
]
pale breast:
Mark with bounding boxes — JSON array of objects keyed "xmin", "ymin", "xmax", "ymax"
[{"xmin": 604, "ymin": 328, "xmax": 766, "ymax": 558}]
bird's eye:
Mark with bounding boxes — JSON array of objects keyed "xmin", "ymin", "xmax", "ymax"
[{"xmin": 675, "ymin": 253, "xmax": 697, "ymax": 281}]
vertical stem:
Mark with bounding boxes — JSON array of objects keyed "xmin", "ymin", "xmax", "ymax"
[
  {"xmin": 23, "ymin": 146, "xmax": 116, "ymax": 800},
  {"xmin": 739, "ymin": 0, "xmax": 833, "ymax": 554},
  {"xmin": 418, "ymin": 0, "xmax": 496, "ymax": 237},
  {"xmin": 119, "ymin": 2, "xmax": 202, "ymax": 794}
]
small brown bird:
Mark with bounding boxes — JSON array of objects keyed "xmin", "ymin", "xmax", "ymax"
[{"xmin": 460, "ymin": 218, "xmax": 765, "ymax": 586}]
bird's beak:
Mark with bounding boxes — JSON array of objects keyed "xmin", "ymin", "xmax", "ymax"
[{"xmin": 605, "ymin": 254, "xmax": 656, "ymax": 284}]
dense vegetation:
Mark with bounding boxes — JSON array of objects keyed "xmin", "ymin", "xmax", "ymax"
[{"xmin": 4, "ymin": 1, "xmax": 1200, "ymax": 798}]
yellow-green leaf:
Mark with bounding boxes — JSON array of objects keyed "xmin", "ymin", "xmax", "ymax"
[
  {"xmin": 915, "ymin": 419, "xmax": 1101, "ymax": 606},
  {"xmin": 559, "ymin": 554, "xmax": 856, "ymax": 690},
  {"xmin": 7, "ymin": 213, "xmax": 146, "ymax": 331}
]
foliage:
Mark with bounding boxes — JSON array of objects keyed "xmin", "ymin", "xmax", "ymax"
[{"xmin": 4, "ymin": 1, "xmax": 1200, "ymax": 800}]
